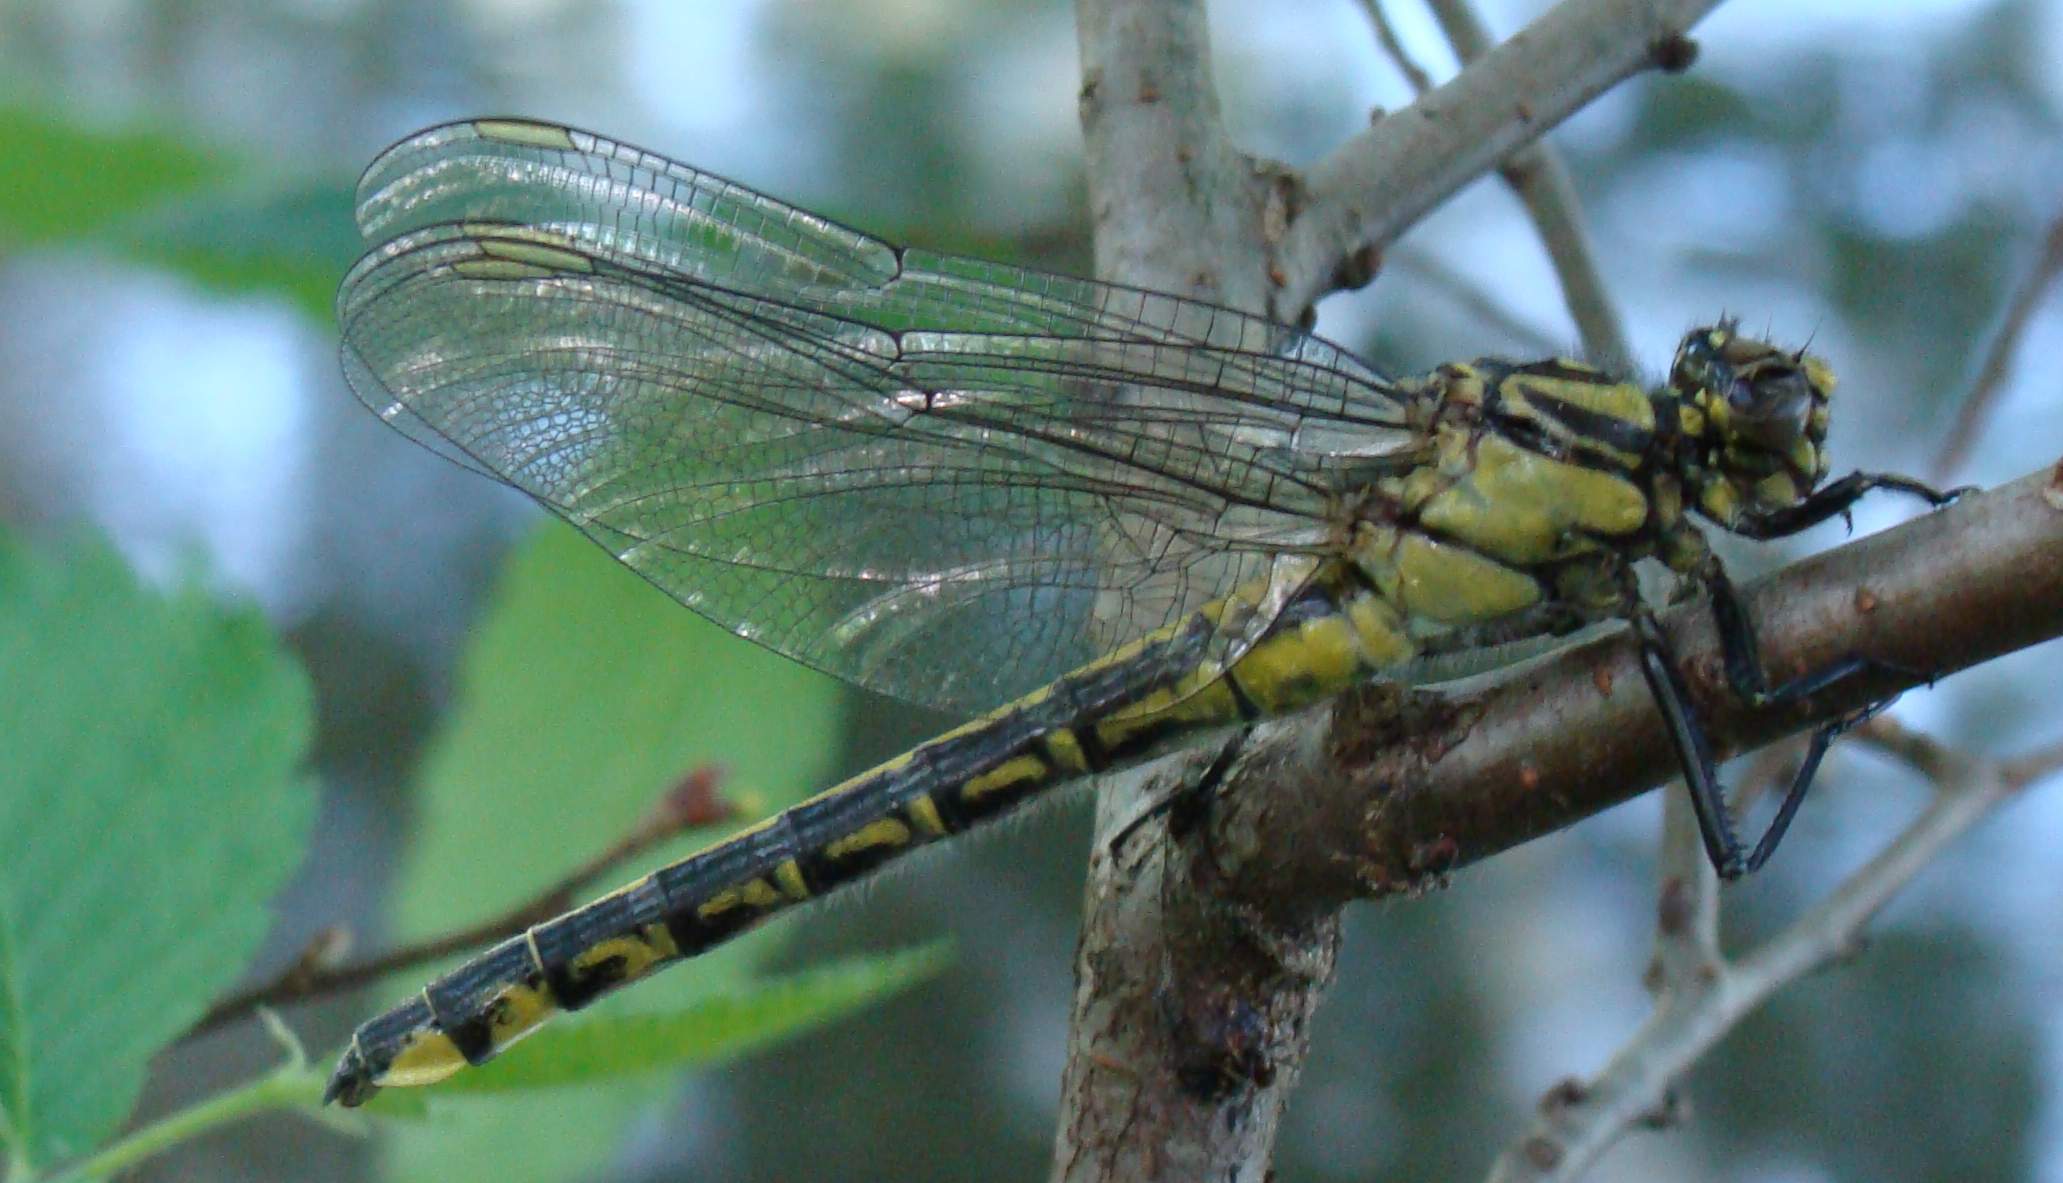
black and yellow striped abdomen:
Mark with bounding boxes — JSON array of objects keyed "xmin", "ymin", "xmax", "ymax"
[{"xmin": 325, "ymin": 565, "xmax": 1419, "ymax": 1104}]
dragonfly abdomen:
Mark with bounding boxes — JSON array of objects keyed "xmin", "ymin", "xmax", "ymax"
[{"xmin": 326, "ymin": 567, "xmax": 1413, "ymax": 1105}]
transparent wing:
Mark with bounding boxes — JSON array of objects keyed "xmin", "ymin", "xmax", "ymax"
[{"xmin": 340, "ymin": 118, "xmax": 1429, "ymax": 714}]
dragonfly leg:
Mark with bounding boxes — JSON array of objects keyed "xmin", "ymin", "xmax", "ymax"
[
  {"xmin": 1702, "ymin": 560, "xmax": 1930, "ymax": 708},
  {"xmin": 1671, "ymin": 560, "xmax": 1933, "ymax": 876},
  {"xmin": 1631, "ymin": 610, "xmax": 1747, "ymax": 877},
  {"xmin": 1665, "ymin": 470, "xmax": 1967, "ymax": 872},
  {"xmin": 1730, "ymin": 471, "xmax": 1972, "ymax": 540},
  {"xmin": 1737, "ymin": 699, "xmax": 1889, "ymax": 873}
]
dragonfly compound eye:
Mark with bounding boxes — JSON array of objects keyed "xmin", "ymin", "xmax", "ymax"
[
  {"xmin": 1668, "ymin": 326, "xmax": 1730, "ymax": 397},
  {"xmin": 1725, "ymin": 366, "xmax": 1814, "ymax": 451}
]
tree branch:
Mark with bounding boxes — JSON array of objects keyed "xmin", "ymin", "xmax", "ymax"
[
  {"xmin": 1074, "ymin": 0, "xmax": 1275, "ymax": 312},
  {"xmin": 1280, "ymin": 0, "xmax": 1721, "ymax": 317},
  {"xmin": 1358, "ymin": 0, "xmax": 1437, "ymax": 93},
  {"xmin": 1482, "ymin": 715, "xmax": 2040, "ymax": 1182},
  {"xmin": 1198, "ymin": 464, "xmax": 2063, "ymax": 920},
  {"xmin": 1064, "ymin": 5, "xmax": 1325, "ymax": 1178},
  {"xmin": 1421, "ymin": 0, "xmax": 1633, "ymax": 371},
  {"xmin": 1931, "ymin": 208, "xmax": 2063, "ymax": 483}
]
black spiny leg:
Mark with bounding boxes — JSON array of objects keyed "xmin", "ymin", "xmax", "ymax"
[
  {"xmin": 1631, "ymin": 611, "xmax": 1748, "ymax": 877},
  {"xmin": 1735, "ymin": 700, "xmax": 1894, "ymax": 873},
  {"xmin": 1697, "ymin": 561, "xmax": 1927, "ymax": 874},
  {"xmin": 1633, "ymin": 590, "xmax": 1899, "ymax": 880},
  {"xmin": 1729, "ymin": 471, "xmax": 1970, "ymax": 541},
  {"xmin": 1636, "ymin": 473, "xmax": 1968, "ymax": 877}
]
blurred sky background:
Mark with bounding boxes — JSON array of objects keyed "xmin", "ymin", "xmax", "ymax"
[{"xmin": 2, "ymin": 0, "xmax": 2061, "ymax": 1180}]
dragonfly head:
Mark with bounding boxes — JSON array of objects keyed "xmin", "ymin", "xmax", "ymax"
[{"xmin": 1670, "ymin": 322, "xmax": 1834, "ymax": 527}]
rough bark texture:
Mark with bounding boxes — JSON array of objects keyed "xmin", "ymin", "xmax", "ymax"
[{"xmin": 1064, "ymin": 7, "xmax": 1323, "ymax": 1179}]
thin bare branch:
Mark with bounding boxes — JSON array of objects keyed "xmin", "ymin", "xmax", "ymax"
[
  {"xmin": 1359, "ymin": 0, "xmax": 1437, "ymax": 93},
  {"xmin": 1646, "ymin": 787, "xmax": 1720, "ymax": 987},
  {"xmin": 1644, "ymin": 728, "xmax": 1808, "ymax": 1049},
  {"xmin": 188, "ymin": 766, "xmax": 736, "ymax": 1036},
  {"xmin": 1425, "ymin": 0, "xmax": 1632, "ymax": 371},
  {"xmin": 1074, "ymin": 0, "xmax": 1265, "ymax": 308},
  {"xmin": 1353, "ymin": 0, "xmax": 1633, "ymax": 369},
  {"xmin": 1282, "ymin": 0, "xmax": 1721, "ymax": 317},
  {"xmin": 1486, "ymin": 730, "xmax": 2013, "ymax": 1182},
  {"xmin": 1496, "ymin": 148, "xmax": 1629, "ymax": 371},
  {"xmin": 2004, "ymin": 737, "xmax": 2063, "ymax": 789},
  {"xmin": 1933, "ymin": 211, "xmax": 2063, "ymax": 483},
  {"xmin": 1734, "ymin": 750, "xmax": 1999, "ymax": 984},
  {"xmin": 1849, "ymin": 713, "xmax": 1960, "ymax": 780}
]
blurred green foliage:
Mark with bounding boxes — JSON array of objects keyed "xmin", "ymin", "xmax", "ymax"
[
  {"xmin": 0, "ymin": 105, "xmax": 356, "ymax": 318},
  {"xmin": 0, "ymin": 533, "xmax": 314, "ymax": 1173}
]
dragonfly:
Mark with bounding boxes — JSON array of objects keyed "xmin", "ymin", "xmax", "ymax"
[{"xmin": 325, "ymin": 117, "xmax": 1962, "ymax": 1106}]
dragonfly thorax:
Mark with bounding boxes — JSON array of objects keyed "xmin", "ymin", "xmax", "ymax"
[{"xmin": 1668, "ymin": 323, "xmax": 1835, "ymax": 530}]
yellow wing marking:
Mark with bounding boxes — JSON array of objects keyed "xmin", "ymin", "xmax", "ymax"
[{"xmin": 473, "ymin": 118, "xmax": 579, "ymax": 150}]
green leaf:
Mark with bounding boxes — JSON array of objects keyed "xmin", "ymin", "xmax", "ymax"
[
  {"xmin": 380, "ymin": 521, "xmax": 847, "ymax": 1183},
  {"xmin": 0, "ymin": 103, "xmax": 360, "ymax": 319},
  {"xmin": 374, "ymin": 944, "xmax": 949, "ymax": 1101},
  {"xmin": 0, "ymin": 105, "xmax": 222, "ymax": 243},
  {"xmin": 111, "ymin": 175, "xmax": 361, "ymax": 322},
  {"xmin": 0, "ymin": 534, "xmax": 315, "ymax": 1171}
]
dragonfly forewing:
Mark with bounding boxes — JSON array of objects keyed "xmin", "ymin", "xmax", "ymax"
[{"xmin": 339, "ymin": 122, "xmax": 1429, "ymax": 713}]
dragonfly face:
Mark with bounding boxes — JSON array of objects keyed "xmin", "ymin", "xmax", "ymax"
[{"xmin": 1669, "ymin": 323, "xmax": 1836, "ymax": 528}]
